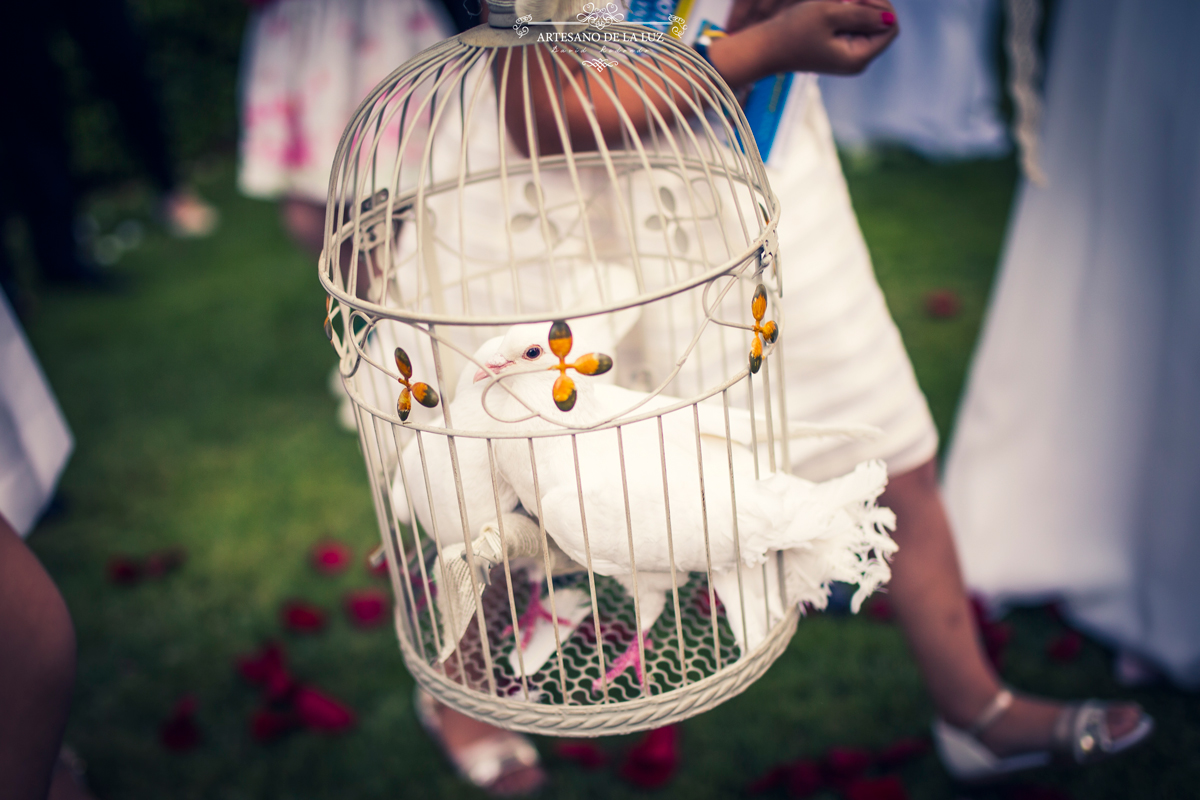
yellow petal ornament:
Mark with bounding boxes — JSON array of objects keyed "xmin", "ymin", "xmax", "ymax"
[
  {"xmin": 394, "ymin": 347, "xmax": 440, "ymax": 421},
  {"xmin": 748, "ymin": 284, "xmax": 778, "ymax": 374},
  {"xmin": 545, "ymin": 320, "xmax": 614, "ymax": 411}
]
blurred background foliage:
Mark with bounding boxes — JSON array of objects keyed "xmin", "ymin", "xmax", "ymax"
[{"xmin": 55, "ymin": 0, "xmax": 249, "ymax": 190}]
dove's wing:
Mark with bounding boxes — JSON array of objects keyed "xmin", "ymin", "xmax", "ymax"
[{"xmin": 391, "ymin": 336, "xmax": 519, "ymax": 544}]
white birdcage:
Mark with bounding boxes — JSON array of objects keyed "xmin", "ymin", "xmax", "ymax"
[{"xmin": 320, "ymin": 0, "xmax": 894, "ymax": 736}]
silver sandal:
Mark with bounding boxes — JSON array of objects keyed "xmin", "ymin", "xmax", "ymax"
[
  {"xmin": 932, "ymin": 688, "xmax": 1154, "ymax": 782},
  {"xmin": 414, "ymin": 688, "xmax": 546, "ymax": 795}
]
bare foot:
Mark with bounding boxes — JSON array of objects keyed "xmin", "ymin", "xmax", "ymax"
[
  {"xmin": 434, "ymin": 702, "xmax": 547, "ymax": 796},
  {"xmin": 978, "ymin": 695, "xmax": 1144, "ymax": 757}
]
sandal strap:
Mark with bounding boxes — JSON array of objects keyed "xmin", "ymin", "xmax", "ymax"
[
  {"xmin": 967, "ymin": 688, "xmax": 1014, "ymax": 738},
  {"xmin": 1054, "ymin": 701, "xmax": 1113, "ymax": 764}
]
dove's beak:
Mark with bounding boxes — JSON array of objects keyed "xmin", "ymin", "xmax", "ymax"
[{"xmin": 473, "ymin": 359, "xmax": 514, "ymax": 383}]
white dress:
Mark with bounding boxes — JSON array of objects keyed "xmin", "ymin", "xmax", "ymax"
[
  {"xmin": 943, "ymin": 0, "xmax": 1200, "ymax": 687},
  {"xmin": 238, "ymin": 0, "xmax": 453, "ymax": 203},
  {"xmin": 818, "ymin": 0, "xmax": 1008, "ymax": 159},
  {"xmin": 0, "ymin": 293, "xmax": 73, "ymax": 537}
]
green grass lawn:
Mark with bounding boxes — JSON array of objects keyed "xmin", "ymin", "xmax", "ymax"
[{"xmin": 18, "ymin": 154, "xmax": 1199, "ymax": 799}]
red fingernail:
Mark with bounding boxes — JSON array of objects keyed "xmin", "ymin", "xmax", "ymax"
[{"xmin": 881, "ymin": 11, "xmax": 896, "ymax": 24}]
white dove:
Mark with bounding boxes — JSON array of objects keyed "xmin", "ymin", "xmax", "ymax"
[
  {"xmin": 476, "ymin": 321, "xmax": 897, "ymax": 691},
  {"xmin": 391, "ymin": 314, "xmax": 634, "ymax": 665}
]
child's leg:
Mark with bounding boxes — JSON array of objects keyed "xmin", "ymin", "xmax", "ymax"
[
  {"xmin": 883, "ymin": 459, "xmax": 1143, "ymax": 755},
  {"xmin": 0, "ymin": 515, "xmax": 76, "ymax": 800}
]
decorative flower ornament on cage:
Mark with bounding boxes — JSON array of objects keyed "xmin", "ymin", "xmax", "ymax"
[{"xmin": 320, "ymin": 0, "xmax": 897, "ymax": 736}]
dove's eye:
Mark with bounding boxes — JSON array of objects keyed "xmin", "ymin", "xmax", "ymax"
[{"xmin": 523, "ymin": 346, "xmax": 543, "ymax": 360}]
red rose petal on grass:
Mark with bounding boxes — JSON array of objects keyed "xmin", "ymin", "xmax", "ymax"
[
  {"xmin": 619, "ymin": 725, "xmax": 680, "ymax": 789},
  {"xmin": 875, "ymin": 737, "xmax": 931, "ymax": 768},
  {"xmin": 250, "ymin": 708, "xmax": 302, "ymax": 743},
  {"xmin": 311, "ymin": 540, "xmax": 352, "ymax": 575},
  {"xmin": 1047, "ymin": 630, "xmax": 1083, "ymax": 663},
  {"xmin": 924, "ymin": 289, "xmax": 961, "ymax": 319},
  {"xmin": 107, "ymin": 556, "xmax": 143, "ymax": 585},
  {"xmin": 145, "ymin": 547, "xmax": 188, "ymax": 578},
  {"xmin": 281, "ymin": 600, "xmax": 328, "ymax": 633},
  {"xmin": 747, "ymin": 764, "xmax": 787, "ymax": 794},
  {"xmin": 821, "ymin": 746, "xmax": 873, "ymax": 779},
  {"xmin": 747, "ymin": 759, "xmax": 823, "ymax": 797},
  {"xmin": 784, "ymin": 760, "xmax": 823, "ymax": 798},
  {"xmin": 160, "ymin": 695, "xmax": 201, "ymax": 752},
  {"xmin": 865, "ymin": 596, "xmax": 893, "ymax": 623},
  {"xmin": 294, "ymin": 685, "xmax": 357, "ymax": 732},
  {"xmin": 264, "ymin": 668, "xmax": 297, "ymax": 704},
  {"xmin": 345, "ymin": 588, "xmax": 389, "ymax": 628},
  {"xmin": 235, "ymin": 642, "xmax": 297, "ymax": 702},
  {"xmin": 555, "ymin": 740, "xmax": 608, "ymax": 769},
  {"xmin": 844, "ymin": 775, "xmax": 909, "ymax": 800},
  {"xmin": 236, "ymin": 641, "xmax": 287, "ymax": 686}
]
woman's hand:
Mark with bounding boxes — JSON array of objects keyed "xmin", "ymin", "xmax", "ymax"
[{"xmin": 709, "ymin": 0, "xmax": 898, "ymax": 84}]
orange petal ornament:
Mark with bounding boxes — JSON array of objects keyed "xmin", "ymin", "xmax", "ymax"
[
  {"xmin": 393, "ymin": 347, "xmax": 440, "ymax": 421},
  {"xmin": 748, "ymin": 284, "xmax": 778, "ymax": 374},
  {"xmin": 545, "ymin": 320, "xmax": 614, "ymax": 412}
]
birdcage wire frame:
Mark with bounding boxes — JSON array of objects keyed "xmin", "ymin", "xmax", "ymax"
[{"xmin": 318, "ymin": 6, "xmax": 891, "ymax": 737}]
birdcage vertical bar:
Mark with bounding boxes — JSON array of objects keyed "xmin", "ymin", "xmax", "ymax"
[
  {"xmin": 454, "ymin": 50, "xmax": 496, "ymax": 319},
  {"xmin": 614, "ymin": 425, "xmax": 650, "ymax": 697},
  {"xmin": 772, "ymin": 335, "xmax": 791, "ymax": 474},
  {"xmin": 353, "ymin": 401, "xmax": 416, "ymax": 646},
  {"xmin": 430, "ymin": 327, "xmax": 498, "ymax": 696},
  {"xmin": 391, "ymin": 424, "xmax": 442, "ymax": 660},
  {"xmin": 569, "ymin": 433, "xmax": 610, "ymax": 703},
  {"xmin": 722, "ymin": 388, "xmax": 750, "ymax": 655},
  {"xmin": 370, "ymin": 413, "xmax": 428, "ymax": 663},
  {"xmin": 530, "ymin": 45, "xmax": 609, "ymax": 307},
  {"xmin": 414, "ymin": 429, "xmax": 466, "ymax": 679},
  {"xmin": 486, "ymin": 439, "xmax": 532, "ymax": 701},
  {"xmin": 656, "ymin": 415, "xmax": 690, "ymax": 685},
  {"xmin": 746, "ymin": 369, "xmax": 761, "ymax": 480},
  {"xmin": 760, "ymin": 351, "xmax": 777, "ymax": 475},
  {"xmin": 692, "ymin": 403, "xmax": 721, "ymax": 672},
  {"xmin": 518, "ymin": 47, "xmax": 565, "ymax": 311},
  {"xmin": 526, "ymin": 437, "xmax": 572, "ymax": 704}
]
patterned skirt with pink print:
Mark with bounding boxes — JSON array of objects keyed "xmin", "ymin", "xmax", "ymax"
[{"xmin": 238, "ymin": 0, "xmax": 453, "ymax": 203}]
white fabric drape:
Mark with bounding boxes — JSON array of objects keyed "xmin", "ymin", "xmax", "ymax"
[
  {"xmin": 944, "ymin": 0, "xmax": 1200, "ymax": 687},
  {"xmin": 0, "ymin": 294, "xmax": 73, "ymax": 537}
]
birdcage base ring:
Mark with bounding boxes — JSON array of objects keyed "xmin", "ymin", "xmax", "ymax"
[{"xmin": 395, "ymin": 605, "xmax": 800, "ymax": 737}]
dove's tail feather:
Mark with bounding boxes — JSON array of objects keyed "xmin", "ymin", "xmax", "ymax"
[
  {"xmin": 780, "ymin": 459, "xmax": 897, "ymax": 614},
  {"xmin": 712, "ymin": 459, "xmax": 896, "ymax": 657},
  {"xmin": 772, "ymin": 459, "xmax": 891, "ymax": 549}
]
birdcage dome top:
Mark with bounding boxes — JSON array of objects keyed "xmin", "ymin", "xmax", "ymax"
[{"xmin": 320, "ymin": 3, "xmax": 780, "ymax": 337}]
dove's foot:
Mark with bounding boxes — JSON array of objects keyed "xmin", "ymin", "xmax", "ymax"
[
  {"xmin": 501, "ymin": 581, "xmax": 574, "ymax": 650},
  {"xmin": 415, "ymin": 689, "xmax": 546, "ymax": 796},
  {"xmin": 593, "ymin": 634, "xmax": 654, "ymax": 693}
]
